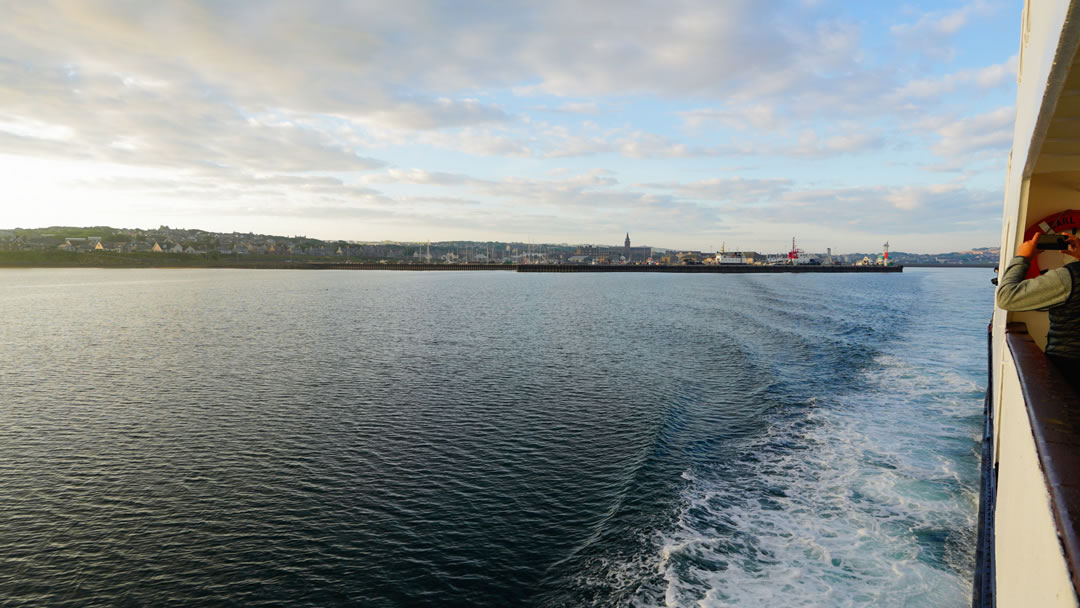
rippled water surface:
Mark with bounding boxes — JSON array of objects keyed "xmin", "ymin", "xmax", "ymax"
[{"xmin": 0, "ymin": 268, "xmax": 991, "ymax": 606}]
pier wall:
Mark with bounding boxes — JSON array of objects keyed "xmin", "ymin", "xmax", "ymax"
[{"xmin": 514, "ymin": 264, "xmax": 903, "ymax": 273}]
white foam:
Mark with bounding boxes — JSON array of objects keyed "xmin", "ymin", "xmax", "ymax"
[{"xmin": 629, "ymin": 279, "xmax": 986, "ymax": 606}]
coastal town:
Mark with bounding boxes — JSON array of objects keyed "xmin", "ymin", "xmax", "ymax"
[{"xmin": 0, "ymin": 225, "xmax": 1000, "ymax": 266}]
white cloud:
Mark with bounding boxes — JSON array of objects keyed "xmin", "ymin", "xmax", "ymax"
[
  {"xmin": 787, "ymin": 130, "xmax": 886, "ymax": 157},
  {"xmin": 361, "ymin": 169, "xmax": 471, "ymax": 186},
  {"xmin": 680, "ymin": 105, "xmax": 782, "ymax": 131},
  {"xmin": 931, "ymin": 106, "xmax": 1014, "ymax": 158},
  {"xmin": 0, "ymin": 61, "xmax": 388, "ymax": 173},
  {"xmin": 0, "ymin": 0, "xmax": 1019, "ymax": 251},
  {"xmin": 773, "ymin": 182, "xmax": 1000, "ymax": 234},
  {"xmin": 532, "ymin": 102, "xmax": 600, "ymax": 114},
  {"xmin": 0, "ymin": 1, "xmax": 873, "ymax": 110},
  {"xmin": 892, "ymin": 0, "xmax": 996, "ymax": 37},
  {"xmin": 639, "ymin": 177, "xmax": 793, "ymax": 202},
  {"xmin": 359, "ymin": 98, "xmax": 511, "ymax": 130},
  {"xmin": 0, "ymin": 117, "xmax": 75, "ymax": 142},
  {"xmin": 890, "ymin": 0, "xmax": 998, "ymax": 59},
  {"xmin": 891, "ymin": 55, "xmax": 1017, "ymax": 101},
  {"xmin": 417, "ymin": 129, "xmax": 534, "ymax": 157}
]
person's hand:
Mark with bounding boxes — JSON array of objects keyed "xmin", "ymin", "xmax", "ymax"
[
  {"xmin": 1018, "ymin": 233, "xmax": 1039, "ymax": 259},
  {"xmin": 1065, "ymin": 234, "xmax": 1080, "ymax": 261}
]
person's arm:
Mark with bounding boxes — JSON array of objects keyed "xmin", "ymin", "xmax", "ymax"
[{"xmin": 996, "ymin": 234, "xmax": 1072, "ymax": 310}]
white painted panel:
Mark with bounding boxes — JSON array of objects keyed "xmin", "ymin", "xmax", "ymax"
[{"xmin": 994, "ymin": 354, "xmax": 1078, "ymax": 606}]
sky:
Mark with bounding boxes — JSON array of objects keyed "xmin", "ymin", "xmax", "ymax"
[{"xmin": 0, "ymin": 0, "xmax": 1022, "ymax": 253}]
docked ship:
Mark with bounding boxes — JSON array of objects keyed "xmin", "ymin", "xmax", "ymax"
[{"xmin": 983, "ymin": 1, "xmax": 1080, "ymax": 605}]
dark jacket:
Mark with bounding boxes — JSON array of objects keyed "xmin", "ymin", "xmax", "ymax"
[{"xmin": 996, "ymin": 256, "xmax": 1080, "ymax": 358}]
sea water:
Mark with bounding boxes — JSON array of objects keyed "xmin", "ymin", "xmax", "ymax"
[{"xmin": 0, "ymin": 267, "xmax": 991, "ymax": 606}]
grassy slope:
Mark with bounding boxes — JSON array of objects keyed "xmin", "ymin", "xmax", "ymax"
[{"xmin": 0, "ymin": 251, "xmax": 338, "ymax": 268}]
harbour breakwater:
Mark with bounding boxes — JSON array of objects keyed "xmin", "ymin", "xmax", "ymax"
[{"xmin": 308, "ymin": 263, "xmax": 904, "ymax": 273}]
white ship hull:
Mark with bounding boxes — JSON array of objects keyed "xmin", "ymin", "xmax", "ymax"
[{"xmin": 986, "ymin": 2, "xmax": 1080, "ymax": 605}]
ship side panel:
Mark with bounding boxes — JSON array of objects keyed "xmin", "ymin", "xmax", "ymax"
[
  {"xmin": 994, "ymin": 349, "xmax": 1077, "ymax": 606},
  {"xmin": 992, "ymin": 1, "xmax": 1080, "ymax": 605},
  {"xmin": 993, "ymin": 0, "xmax": 1073, "ymax": 450},
  {"xmin": 999, "ymin": 0, "xmax": 1080, "ymax": 271}
]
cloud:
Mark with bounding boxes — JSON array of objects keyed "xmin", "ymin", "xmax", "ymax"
[
  {"xmin": 890, "ymin": 0, "xmax": 997, "ymax": 59},
  {"xmin": 679, "ymin": 104, "xmax": 782, "ymax": 131},
  {"xmin": 0, "ymin": 1, "xmax": 872, "ymax": 108},
  {"xmin": 0, "ymin": 2, "xmax": 511, "ymax": 131},
  {"xmin": 639, "ymin": 177, "xmax": 793, "ymax": 202},
  {"xmin": 353, "ymin": 166, "xmax": 724, "ymax": 232},
  {"xmin": 0, "ymin": 61, "xmax": 388, "ymax": 173},
  {"xmin": 891, "ymin": 55, "xmax": 1017, "ymax": 101},
  {"xmin": 0, "ymin": 117, "xmax": 75, "ymax": 142},
  {"xmin": 532, "ymin": 102, "xmax": 600, "ymax": 114},
  {"xmin": 0, "ymin": 0, "xmax": 1006, "ymax": 168},
  {"xmin": 638, "ymin": 175, "xmax": 1001, "ymax": 238},
  {"xmin": 415, "ymin": 129, "xmax": 534, "ymax": 157},
  {"xmin": 360, "ymin": 97, "xmax": 511, "ymax": 130},
  {"xmin": 773, "ymin": 182, "xmax": 1001, "ymax": 234},
  {"xmin": 892, "ymin": 0, "xmax": 996, "ymax": 38},
  {"xmin": 541, "ymin": 129, "xmax": 713, "ymax": 159},
  {"xmin": 361, "ymin": 168, "xmax": 471, "ymax": 185},
  {"xmin": 0, "ymin": 0, "xmax": 1018, "ymax": 251},
  {"xmin": 538, "ymin": 125, "xmax": 882, "ymax": 160},
  {"xmin": 787, "ymin": 130, "xmax": 886, "ymax": 157},
  {"xmin": 70, "ymin": 170, "xmax": 389, "ymax": 204},
  {"xmin": 930, "ymin": 106, "xmax": 1014, "ymax": 158}
]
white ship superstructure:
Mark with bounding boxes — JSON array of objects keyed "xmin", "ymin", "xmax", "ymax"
[{"xmin": 983, "ymin": 2, "xmax": 1080, "ymax": 606}]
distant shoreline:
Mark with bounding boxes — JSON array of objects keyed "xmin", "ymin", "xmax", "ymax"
[
  {"xmin": 0, "ymin": 257, "xmax": 902, "ymax": 273},
  {"xmin": 0, "ymin": 252, "xmax": 994, "ymax": 270}
]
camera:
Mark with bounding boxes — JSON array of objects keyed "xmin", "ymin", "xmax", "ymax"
[{"xmin": 1037, "ymin": 234, "xmax": 1070, "ymax": 250}]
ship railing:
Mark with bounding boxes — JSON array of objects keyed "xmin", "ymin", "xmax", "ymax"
[{"xmin": 973, "ymin": 320, "xmax": 996, "ymax": 608}]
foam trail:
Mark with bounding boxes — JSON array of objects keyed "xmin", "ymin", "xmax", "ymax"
[
  {"xmin": 626, "ymin": 270, "xmax": 987, "ymax": 607},
  {"xmin": 655, "ymin": 361, "xmax": 977, "ymax": 606}
]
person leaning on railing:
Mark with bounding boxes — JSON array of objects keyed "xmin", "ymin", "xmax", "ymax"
[{"xmin": 997, "ymin": 232, "xmax": 1080, "ymax": 393}]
